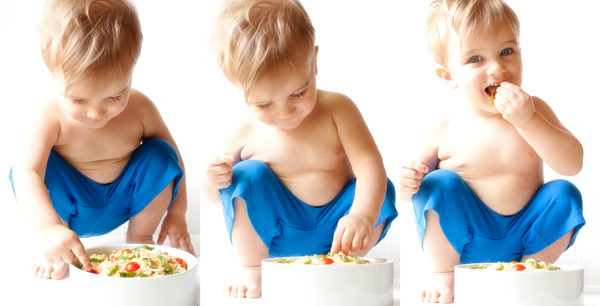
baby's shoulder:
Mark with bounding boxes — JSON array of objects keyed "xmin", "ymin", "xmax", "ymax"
[
  {"xmin": 317, "ymin": 90, "xmax": 354, "ymax": 109},
  {"xmin": 123, "ymin": 89, "xmax": 154, "ymax": 114}
]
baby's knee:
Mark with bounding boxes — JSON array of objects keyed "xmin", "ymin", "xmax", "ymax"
[
  {"xmin": 422, "ymin": 169, "xmax": 464, "ymax": 193},
  {"xmin": 139, "ymin": 138, "xmax": 179, "ymax": 163},
  {"xmin": 545, "ymin": 180, "xmax": 582, "ymax": 210},
  {"xmin": 233, "ymin": 159, "xmax": 272, "ymax": 183}
]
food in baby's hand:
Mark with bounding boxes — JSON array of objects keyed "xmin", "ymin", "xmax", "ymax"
[
  {"xmin": 468, "ymin": 258, "xmax": 560, "ymax": 271},
  {"xmin": 275, "ymin": 252, "xmax": 370, "ymax": 265},
  {"xmin": 490, "ymin": 86, "xmax": 497, "ymax": 105},
  {"xmin": 76, "ymin": 245, "xmax": 187, "ymax": 277}
]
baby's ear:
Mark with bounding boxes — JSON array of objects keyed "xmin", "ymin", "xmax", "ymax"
[{"xmin": 435, "ymin": 66, "xmax": 456, "ymax": 89}]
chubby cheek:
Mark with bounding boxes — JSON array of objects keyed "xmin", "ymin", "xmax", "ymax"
[{"xmin": 250, "ymin": 109, "xmax": 273, "ymax": 124}]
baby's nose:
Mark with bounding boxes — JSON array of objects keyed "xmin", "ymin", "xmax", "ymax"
[{"xmin": 87, "ymin": 107, "xmax": 107, "ymax": 119}]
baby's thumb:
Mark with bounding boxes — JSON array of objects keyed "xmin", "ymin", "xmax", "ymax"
[
  {"xmin": 157, "ymin": 227, "xmax": 167, "ymax": 245},
  {"xmin": 212, "ymin": 154, "xmax": 234, "ymax": 165}
]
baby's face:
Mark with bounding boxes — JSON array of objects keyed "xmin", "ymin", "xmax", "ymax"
[
  {"xmin": 54, "ymin": 70, "xmax": 132, "ymax": 129},
  {"xmin": 445, "ymin": 23, "xmax": 522, "ymax": 113},
  {"xmin": 245, "ymin": 50, "xmax": 318, "ymax": 130}
]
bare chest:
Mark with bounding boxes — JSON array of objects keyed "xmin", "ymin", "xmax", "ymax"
[
  {"xmin": 241, "ymin": 123, "xmax": 349, "ymax": 175},
  {"xmin": 438, "ymin": 117, "xmax": 540, "ymax": 174},
  {"xmin": 53, "ymin": 120, "xmax": 143, "ymax": 183},
  {"xmin": 437, "ymin": 116, "xmax": 543, "ymax": 214}
]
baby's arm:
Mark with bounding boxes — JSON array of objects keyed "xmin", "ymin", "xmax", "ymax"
[
  {"xmin": 495, "ymin": 82, "xmax": 583, "ymax": 175},
  {"xmin": 328, "ymin": 95, "xmax": 388, "ymax": 254},
  {"xmin": 398, "ymin": 119, "xmax": 448, "ymax": 201},
  {"xmin": 201, "ymin": 120, "xmax": 248, "ymax": 204},
  {"xmin": 12, "ymin": 104, "xmax": 91, "ymax": 272},
  {"xmin": 137, "ymin": 91, "xmax": 195, "ymax": 254}
]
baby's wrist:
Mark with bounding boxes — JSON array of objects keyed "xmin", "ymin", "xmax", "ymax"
[{"xmin": 348, "ymin": 211, "xmax": 377, "ymax": 227}]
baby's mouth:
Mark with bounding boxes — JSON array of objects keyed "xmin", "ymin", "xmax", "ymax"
[{"xmin": 485, "ymin": 83, "xmax": 500, "ymax": 98}]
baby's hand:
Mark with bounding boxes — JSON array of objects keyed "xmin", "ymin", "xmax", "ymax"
[
  {"xmin": 206, "ymin": 154, "xmax": 235, "ymax": 189},
  {"xmin": 157, "ymin": 212, "xmax": 196, "ymax": 256},
  {"xmin": 493, "ymin": 82, "xmax": 535, "ymax": 126},
  {"xmin": 36, "ymin": 224, "xmax": 91, "ymax": 271},
  {"xmin": 399, "ymin": 160, "xmax": 429, "ymax": 196},
  {"xmin": 330, "ymin": 214, "xmax": 374, "ymax": 255}
]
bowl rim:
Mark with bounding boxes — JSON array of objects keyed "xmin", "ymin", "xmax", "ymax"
[
  {"xmin": 455, "ymin": 262, "xmax": 583, "ymax": 272},
  {"xmin": 262, "ymin": 256, "xmax": 392, "ymax": 266},
  {"xmin": 70, "ymin": 243, "xmax": 198, "ymax": 279}
]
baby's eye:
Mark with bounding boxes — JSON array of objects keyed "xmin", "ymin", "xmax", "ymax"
[
  {"xmin": 290, "ymin": 90, "xmax": 306, "ymax": 98},
  {"xmin": 71, "ymin": 98, "xmax": 85, "ymax": 104},
  {"xmin": 108, "ymin": 96, "xmax": 121, "ymax": 102},
  {"xmin": 469, "ymin": 56, "xmax": 482, "ymax": 64},
  {"xmin": 500, "ymin": 48, "xmax": 513, "ymax": 56},
  {"xmin": 256, "ymin": 103, "xmax": 271, "ymax": 109}
]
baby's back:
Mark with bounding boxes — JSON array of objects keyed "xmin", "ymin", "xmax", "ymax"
[{"xmin": 437, "ymin": 112, "xmax": 544, "ymax": 215}]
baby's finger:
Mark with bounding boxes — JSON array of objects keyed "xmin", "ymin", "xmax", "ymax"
[
  {"xmin": 401, "ymin": 186, "xmax": 420, "ymax": 195},
  {"xmin": 170, "ymin": 234, "xmax": 181, "ymax": 250},
  {"xmin": 212, "ymin": 164, "xmax": 233, "ymax": 175},
  {"xmin": 402, "ymin": 177, "xmax": 422, "ymax": 188},
  {"xmin": 330, "ymin": 228, "xmax": 344, "ymax": 254},
  {"xmin": 400, "ymin": 167, "xmax": 423, "ymax": 180},
  {"xmin": 72, "ymin": 243, "xmax": 91, "ymax": 270},
  {"xmin": 340, "ymin": 229, "xmax": 355, "ymax": 254},
  {"xmin": 351, "ymin": 232, "xmax": 365, "ymax": 252},
  {"xmin": 216, "ymin": 173, "xmax": 233, "ymax": 184},
  {"xmin": 404, "ymin": 161, "xmax": 429, "ymax": 175},
  {"xmin": 361, "ymin": 234, "xmax": 371, "ymax": 251},
  {"xmin": 211, "ymin": 154, "xmax": 234, "ymax": 166},
  {"xmin": 182, "ymin": 236, "xmax": 196, "ymax": 256},
  {"xmin": 157, "ymin": 227, "xmax": 167, "ymax": 245}
]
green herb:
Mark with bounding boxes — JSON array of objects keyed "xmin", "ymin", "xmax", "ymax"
[
  {"xmin": 90, "ymin": 257, "xmax": 105, "ymax": 263},
  {"xmin": 134, "ymin": 245, "xmax": 154, "ymax": 251},
  {"xmin": 490, "ymin": 87, "xmax": 496, "ymax": 105},
  {"xmin": 107, "ymin": 265, "xmax": 118, "ymax": 276},
  {"xmin": 159, "ymin": 255, "xmax": 174, "ymax": 274}
]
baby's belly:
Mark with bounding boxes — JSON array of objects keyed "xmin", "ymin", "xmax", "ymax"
[
  {"xmin": 461, "ymin": 174, "xmax": 543, "ymax": 216},
  {"xmin": 278, "ymin": 171, "xmax": 352, "ymax": 206},
  {"xmin": 68, "ymin": 156, "xmax": 132, "ymax": 184}
]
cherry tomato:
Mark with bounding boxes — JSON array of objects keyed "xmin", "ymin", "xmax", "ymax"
[
  {"xmin": 322, "ymin": 257, "xmax": 334, "ymax": 265},
  {"xmin": 122, "ymin": 249, "xmax": 132, "ymax": 255},
  {"xmin": 512, "ymin": 263, "xmax": 526, "ymax": 271},
  {"xmin": 175, "ymin": 258, "xmax": 187, "ymax": 268},
  {"xmin": 125, "ymin": 262, "xmax": 141, "ymax": 273},
  {"xmin": 88, "ymin": 269, "xmax": 98, "ymax": 274}
]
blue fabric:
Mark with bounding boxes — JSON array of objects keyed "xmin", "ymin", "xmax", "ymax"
[
  {"xmin": 9, "ymin": 138, "xmax": 183, "ymax": 237},
  {"xmin": 220, "ymin": 159, "xmax": 398, "ymax": 258},
  {"xmin": 413, "ymin": 169, "xmax": 586, "ymax": 264}
]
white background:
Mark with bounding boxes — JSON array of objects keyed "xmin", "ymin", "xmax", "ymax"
[{"xmin": 1, "ymin": 0, "xmax": 599, "ymax": 299}]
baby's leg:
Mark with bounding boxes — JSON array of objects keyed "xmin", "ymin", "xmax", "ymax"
[
  {"xmin": 418, "ymin": 211, "xmax": 459, "ymax": 304},
  {"xmin": 224, "ymin": 198, "xmax": 268, "ymax": 298},
  {"xmin": 126, "ymin": 182, "xmax": 173, "ymax": 244},
  {"xmin": 522, "ymin": 230, "xmax": 574, "ymax": 262}
]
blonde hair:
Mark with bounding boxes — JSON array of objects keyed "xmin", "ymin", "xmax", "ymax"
[
  {"xmin": 40, "ymin": 0, "xmax": 142, "ymax": 90},
  {"xmin": 213, "ymin": 0, "xmax": 315, "ymax": 94},
  {"xmin": 426, "ymin": 0, "xmax": 519, "ymax": 66}
]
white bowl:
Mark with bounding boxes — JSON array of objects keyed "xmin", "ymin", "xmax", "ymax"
[
  {"xmin": 70, "ymin": 244, "xmax": 198, "ymax": 306},
  {"xmin": 454, "ymin": 263, "xmax": 583, "ymax": 306},
  {"xmin": 262, "ymin": 257, "xmax": 393, "ymax": 306}
]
